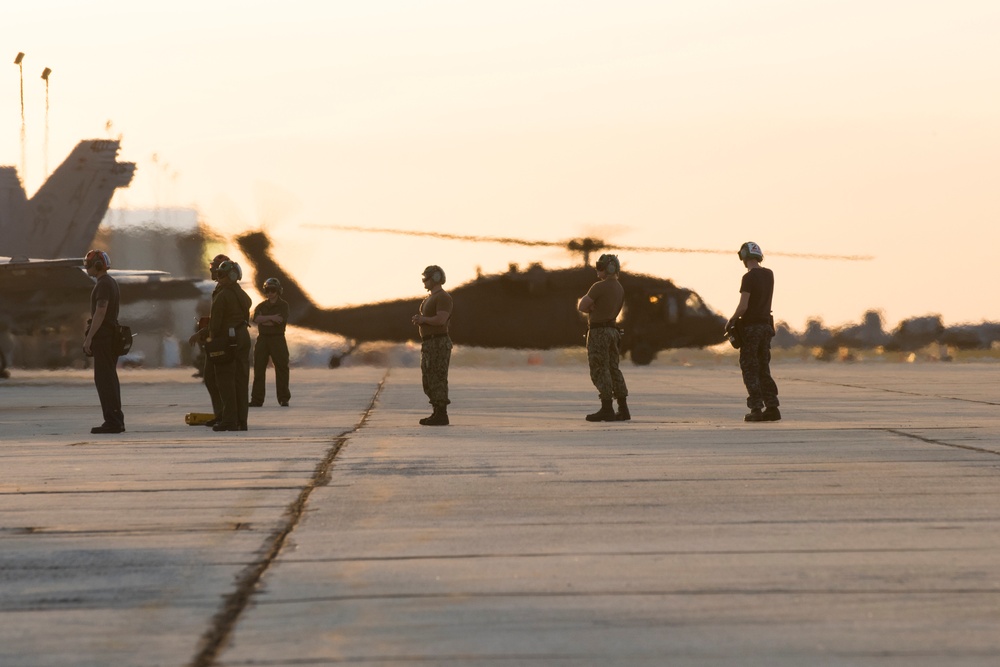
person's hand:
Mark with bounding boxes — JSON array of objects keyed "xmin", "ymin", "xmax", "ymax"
[
  {"xmin": 411, "ymin": 314, "xmax": 422, "ymax": 325},
  {"xmin": 83, "ymin": 340, "xmax": 92, "ymax": 357}
]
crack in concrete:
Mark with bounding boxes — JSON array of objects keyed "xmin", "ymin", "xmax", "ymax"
[
  {"xmin": 187, "ymin": 370, "xmax": 388, "ymax": 667},
  {"xmin": 884, "ymin": 428, "xmax": 1000, "ymax": 457}
]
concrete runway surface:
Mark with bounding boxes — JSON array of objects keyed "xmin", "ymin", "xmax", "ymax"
[{"xmin": 1, "ymin": 363, "xmax": 999, "ymax": 667}]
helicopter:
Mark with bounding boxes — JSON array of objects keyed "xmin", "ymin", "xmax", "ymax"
[{"xmin": 237, "ymin": 228, "xmax": 869, "ymax": 366}]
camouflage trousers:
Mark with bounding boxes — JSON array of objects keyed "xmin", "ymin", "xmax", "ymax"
[
  {"xmin": 587, "ymin": 327, "xmax": 628, "ymax": 402},
  {"xmin": 739, "ymin": 323, "xmax": 779, "ymax": 410},
  {"xmin": 421, "ymin": 336, "xmax": 452, "ymax": 408}
]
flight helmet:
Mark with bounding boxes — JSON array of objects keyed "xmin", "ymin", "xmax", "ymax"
[
  {"xmin": 263, "ymin": 277, "xmax": 282, "ymax": 294},
  {"xmin": 738, "ymin": 242, "xmax": 764, "ymax": 263},
  {"xmin": 209, "ymin": 254, "xmax": 230, "ymax": 280},
  {"xmin": 595, "ymin": 253, "xmax": 620, "ymax": 274},
  {"xmin": 84, "ymin": 249, "xmax": 111, "ymax": 271},
  {"xmin": 217, "ymin": 260, "xmax": 242, "ymax": 282},
  {"xmin": 422, "ymin": 265, "xmax": 446, "ymax": 285}
]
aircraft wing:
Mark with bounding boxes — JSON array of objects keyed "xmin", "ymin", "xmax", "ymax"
[{"xmin": 0, "ymin": 255, "xmax": 92, "ymax": 292}]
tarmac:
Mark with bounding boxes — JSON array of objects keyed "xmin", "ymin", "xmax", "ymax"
[{"xmin": 1, "ymin": 361, "xmax": 999, "ymax": 667}]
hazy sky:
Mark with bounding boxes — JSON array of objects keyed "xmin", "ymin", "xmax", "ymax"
[{"xmin": 3, "ymin": 1, "xmax": 999, "ymax": 329}]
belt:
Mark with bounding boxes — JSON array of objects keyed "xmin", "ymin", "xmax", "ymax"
[
  {"xmin": 421, "ymin": 333, "xmax": 450, "ymax": 341},
  {"xmin": 588, "ymin": 321, "xmax": 617, "ymax": 330}
]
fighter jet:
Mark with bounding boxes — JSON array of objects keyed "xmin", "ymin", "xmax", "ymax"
[
  {"xmin": 0, "ymin": 140, "xmax": 205, "ymax": 376},
  {"xmin": 0, "ymin": 139, "xmax": 135, "ymax": 259}
]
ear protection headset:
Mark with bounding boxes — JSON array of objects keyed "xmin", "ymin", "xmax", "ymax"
[
  {"xmin": 217, "ymin": 260, "xmax": 242, "ymax": 282},
  {"xmin": 738, "ymin": 242, "xmax": 764, "ymax": 263},
  {"xmin": 84, "ymin": 249, "xmax": 110, "ymax": 271},
  {"xmin": 209, "ymin": 254, "xmax": 231, "ymax": 280},
  {"xmin": 422, "ymin": 265, "xmax": 445, "ymax": 285},
  {"xmin": 596, "ymin": 253, "xmax": 620, "ymax": 274}
]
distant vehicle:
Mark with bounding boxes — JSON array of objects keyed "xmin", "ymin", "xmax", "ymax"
[
  {"xmin": 237, "ymin": 231, "xmax": 730, "ymax": 366},
  {"xmin": 0, "ymin": 139, "xmax": 136, "ymax": 258}
]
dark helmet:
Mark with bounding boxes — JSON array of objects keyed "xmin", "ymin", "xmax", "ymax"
[
  {"xmin": 263, "ymin": 277, "xmax": 282, "ymax": 294},
  {"xmin": 738, "ymin": 241, "xmax": 764, "ymax": 263},
  {"xmin": 422, "ymin": 265, "xmax": 446, "ymax": 285},
  {"xmin": 209, "ymin": 253, "xmax": 230, "ymax": 280},
  {"xmin": 84, "ymin": 249, "xmax": 111, "ymax": 271},
  {"xmin": 595, "ymin": 253, "xmax": 620, "ymax": 274},
  {"xmin": 217, "ymin": 260, "xmax": 242, "ymax": 282}
]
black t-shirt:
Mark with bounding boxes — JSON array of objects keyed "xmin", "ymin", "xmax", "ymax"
[
  {"xmin": 253, "ymin": 298, "xmax": 289, "ymax": 336},
  {"xmin": 739, "ymin": 267, "xmax": 774, "ymax": 325},
  {"xmin": 90, "ymin": 273, "xmax": 120, "ymax": 337}
]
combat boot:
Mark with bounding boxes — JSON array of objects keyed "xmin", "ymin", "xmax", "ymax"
[
  {"xmin": 586, "ymin": 400, "xmax": 617, "ymax": 422},
  {"xmin": 420, "ymin": 406, "xmax": 450, "ymax": 426},
  {"xmin": 744, "ymin": 408, "xmax": 765, "ymax": 422},
  {"xmin": 616, "ymin": 398, "xmax": 631, "ymax": 421},
  {"xmin": 762, "ymin": 406, "xmax": 782, "ymax": 422}
]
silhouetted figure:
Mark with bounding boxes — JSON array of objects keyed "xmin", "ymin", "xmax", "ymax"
[
  {"xmin": 82, "ymin": 250, "xmax": 125, "ymax": 433},
  {"xmin": 728, "ymin": 242, "xmax": 780, "ymax": 422}
]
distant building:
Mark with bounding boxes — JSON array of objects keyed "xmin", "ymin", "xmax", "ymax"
[{"xmin": 95, "ymin": 207, "xmax": 215, "ymax": 278}]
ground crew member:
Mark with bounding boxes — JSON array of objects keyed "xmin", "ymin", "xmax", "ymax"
[
  {"xmin": 250, "ymin": 277, "xmax": 291, "ymax": 407},
  {"xmin": 209, "ymin": 260, "xmax": 252, "ymax": 431},
  {"xmin": 578, "ymin": 253, "xmax": 630, "ymax": 422},
  {"xmin": 189, "ymin": 254, "xmax": 229, "ymax": 426},
  {"xmin": 411, "ymin": 265, "xmax": 453, "ymax": 425},
  {"xmin": 728, "ymin": 241, "xmax": 780, "ymax": 422},
  {"xmin": 82, "ymin": 249, "xmax": 125, "ymax": 434}
]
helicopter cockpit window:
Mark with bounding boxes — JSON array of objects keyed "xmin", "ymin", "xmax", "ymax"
[{"xmin": 685, "ymin": 293, "xmax": 708, "ymax": 315}]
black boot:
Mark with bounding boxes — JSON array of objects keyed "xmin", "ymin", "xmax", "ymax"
[
  {"xmin": 420, "ymin": 406, "xmax": 450, "ymax": 426},
  {"xmin": 616, "ymin": 398, "xmax": 631, "ymax": 421},
  {"xmin": 586, "ymin": 399, "xmax": 617, "ymax": 422},
  {"xmin": 744, "ymin": 408, "xmax": 765, "ymax": 422},
  {"xmin": 762, "ymin": 406, "xmax": 781, "ymax": 421}
]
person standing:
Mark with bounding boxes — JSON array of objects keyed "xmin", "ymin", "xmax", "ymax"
[
  {"xmin": 411, "ymin": 265, "xmax": 453, "ymax": 426},
  {"xmin": 189, "ymin": 254, "xmax": 229, "ymax": 426},
  {"xmin": 82, "ymin": 249, "xmax": 125, "ymax": 434},
  {"xmin": 209, "ymin": 260, "xmax": 252, "ymax": 431},
  {"xmin": 250, "ymin": 277, "xmax": 291, "ymax": 407},
  {"xmin": 578, "ymin": 253, "xmax": 630, "ymax": 422},
  {"xmin": 728, "ymin": 241, "xmax": 780, "ymax": 422}
]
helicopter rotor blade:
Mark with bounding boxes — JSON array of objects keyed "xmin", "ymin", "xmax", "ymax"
[
  {"xmin": 304, "ymin": 224, "xmax": 873, "ymax": 261},
  {"xmin": 602, "ymin": 242, "xmax": 873, "ymax": 261},
  {"xmin": 304, "ymin": 224, "xmax": 566, "ymax": 249}
]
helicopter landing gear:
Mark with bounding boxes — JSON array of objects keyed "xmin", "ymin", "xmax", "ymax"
[
  {"xmin": 630, "ymin": 341, "xmax": 655, "ymax": 366},
  {"xmin": 328, "ymin": 340, "xmax": 359, "ymax": 369}
]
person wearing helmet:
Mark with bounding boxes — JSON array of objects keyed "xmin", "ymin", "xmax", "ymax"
[
  {"xmin": 189, "ymin": 254, "xmax": 230, "ymax": 426},
  {"xmin": 411, "ymin": 265, "xmax": 453, "ymax": 425},
  {"xmin": 728, "ymin": 242, "xmax": 780, "ymax": 422},
  {"xmin": 82, "ymin": 249, "xmax": 125, "ymax": 434},
  {"xmin": 578, "ymin": 253, "xmax": 630, "ymax": 422},
  {"xmin": 250, "ymin": 277, "xmax": 291, "ymax": 407},
  {"xmin": 208, "ymin": 260, "xmax": 253, "ymax": 431}
]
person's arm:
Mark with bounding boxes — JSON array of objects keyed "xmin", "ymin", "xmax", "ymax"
[
  {"xmin": 728, "ymin": 292, "xmax": 750, "ymax": 328},
  {"xmin": 414, "ymin": 309, "xmax": 450, "ymax": 327},
  {"xmin": 578, "ymin": 295, "xmax": 595, "ymax": 314},
  {"xmin": 84, "ymin": 300, "xmax": 108, "ymax": 355},
  {"xmin": 209, "ymin": 292, "xmax": 228, "ymax": 339}
]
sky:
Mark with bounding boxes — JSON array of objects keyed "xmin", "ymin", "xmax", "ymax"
[{"xmin": 3, "ymin": 0, "xmax": 1000, "ymax": 330}]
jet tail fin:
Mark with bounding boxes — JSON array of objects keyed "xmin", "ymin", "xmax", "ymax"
[
  {"xmin": 10, "ymin": 140, "xmax": 135, "ymax": 258},
  {"xmin": 236, "ymin": 231, "xmax": 319, "ymax": 324},
  {"xmin": 0, "ymin": 167, "xmax": 29, "ymax": 247}
]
